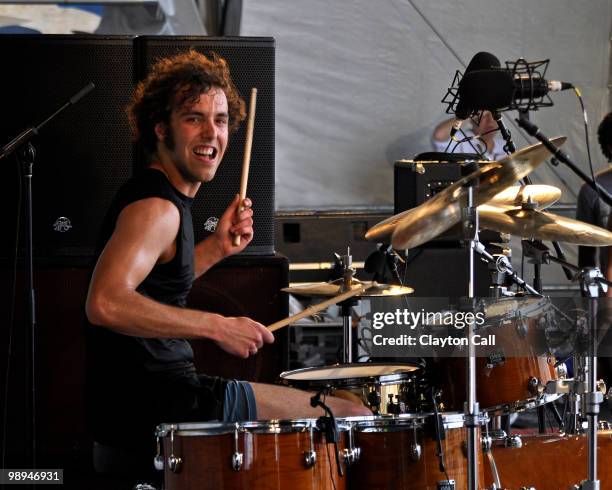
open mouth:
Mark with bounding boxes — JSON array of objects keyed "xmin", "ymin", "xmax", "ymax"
[{"xmin": 193, "ymin": 145, "xmax": 217, "ymax": 160}]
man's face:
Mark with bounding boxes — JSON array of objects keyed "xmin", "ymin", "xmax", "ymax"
[
  {"xmin": 158, "ymin": 87, "xmax": 229, "ymax": 184},
  {"xmin": 475, "ymin": 110, "xmax": 498, "ymax": 136}
]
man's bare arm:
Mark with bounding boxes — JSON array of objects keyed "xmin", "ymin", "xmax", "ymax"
[
  {"xmin": 432, "ymin": 117, "xmax": 457, "ymax": 142},
  {"xmin": 85, "ymin": 197, "xmax": 271, "ymax": 357}
]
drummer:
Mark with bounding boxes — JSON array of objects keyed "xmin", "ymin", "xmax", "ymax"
[{"xmin": 85, "ymin": 50, "xmax": 370, "ymax": 485}]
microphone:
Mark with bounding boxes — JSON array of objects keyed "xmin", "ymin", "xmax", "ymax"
[
  {"xmin": 450, "ymin": 52, "xmax": 501, "ymax": 138},
  {"xmin": 458, "ymin": 67, "xmax": 573, "ymax": 112}
]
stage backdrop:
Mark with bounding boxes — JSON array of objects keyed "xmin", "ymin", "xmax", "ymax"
[{"xmin": 242, "ymin": 0, "xmax": 611, "ymax": 211}]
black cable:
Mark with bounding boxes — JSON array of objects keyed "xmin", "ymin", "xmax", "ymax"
[
  {"xmin": 431, "ymin": 389, "xmax": 452, "ymax": 483},
  {"xmin": 323, "ymin": 394, "xmax": 338, "ymax": 490},
  {"xmin": 2, "ymin": 155, "xmax": 22, "ymax": 469},
  {"xmin": 324, "ymin": 403, "xmax": 338, "ymax": 490},
  {"xmin": 573, "ymin": 87, "xmax": 600, "ymax": 202},
  {"xmin": 313, "ymin": 391, "xmax": 344, "ymax": 478}
]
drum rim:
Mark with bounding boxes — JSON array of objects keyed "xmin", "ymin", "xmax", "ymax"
[
  {"xmin": 156, "ymin": 418, "xmax": 352, "ymax": 437},
  {"xmin": 279, "ymin": 362, "xmax": 421, "ymax": 382},
  {"xmin": 341, "ymin": 412, "xmax": 467, "ymax": 431}
]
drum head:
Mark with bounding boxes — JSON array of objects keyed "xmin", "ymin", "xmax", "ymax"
[{"xmin": 280, "ymin": 362, "xmax": 420, "ymax": 382}]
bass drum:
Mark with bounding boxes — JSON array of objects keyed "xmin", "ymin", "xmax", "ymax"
[
  {"xmin": 156, "ymin": 418, "xmax": 349, "ymax": 490},
  {"xmin": 484, "ymin": 430, "xmax": 612, "ymax": 489},
  {"xmin": 346, "ymin": 413, "xmax": 484, "ymax": 490}
]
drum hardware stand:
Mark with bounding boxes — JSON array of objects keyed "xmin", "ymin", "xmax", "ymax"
[
  {"xmin": 473, "ymin": 242, "xmax": 541, "ymax": 297},
  {"xmin": 0, "ymin": 83, "xmax": 95, "ymax": 471},
  {"xmin": 522, "ymin": 242, "xmax": 610, "ymax": 490},
  {"xmin": 460, "ymin": 161, "xmax": 482, "ymax": 490},
  {"xmin": 481, "ymin": 423, "xmax": 502, "ymax": 490},
  {"xmin": 338, "ymin": 249, "xmax": 359, "ymax": 364}
]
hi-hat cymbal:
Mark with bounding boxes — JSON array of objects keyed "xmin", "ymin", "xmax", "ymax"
[
  {"xmin": 487, "ymin": 184, "xmax": 561, "ymax": 210},
  {"xmin": 282, "ymin": 278, "xmax": 414, "ymax": 297},
  {"xmin": 479, "ymin": 205, "xmax": 612, "ymax": 246},
  {"xmin": 388, "ymin": 137, "xmax": 566, "ymax": 250}
]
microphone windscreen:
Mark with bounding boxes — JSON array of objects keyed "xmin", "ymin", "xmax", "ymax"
[
  {"xmin": 464, "ymin": 52, "xmax": 501, "ymax": 73},
  {"xmin": 455, "ymin": 52, "xmax": 501, "ymax": 119},
  {"xmin": 459, "ymin": 69, "xmax": 515, "ymax": 111}
]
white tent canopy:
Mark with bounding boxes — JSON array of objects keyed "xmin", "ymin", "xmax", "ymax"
[{"xmin": 242, "ymin": 0, "xmax": 611, "ymax": 210}]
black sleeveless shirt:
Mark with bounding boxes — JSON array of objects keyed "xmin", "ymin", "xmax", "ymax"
[{"xmin": 88, "ymin": 168, "xmax": 196, "ymax": 376}]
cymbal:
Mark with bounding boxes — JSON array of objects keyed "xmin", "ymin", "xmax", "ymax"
[
  {"xmin": 282, "ymin": 278, "xmax": 414, "ymax": 297},
  {"xmin": 478, "ymin": 205, "xmax": 612, "ymax": 246},
  {"xmin": 389, "ymin": 137, "xmax": 566, "ymax": 250},
  {"xmin": 487, "ymin": 184, "xmax": 561, "ymax": 210},
  {"xmin": 366, "ymin": 183, "xmax": 561, "ymax": 244},
  {"xmin": 365, "ymin": 161, "xmax": 500, "ymax": 243}
]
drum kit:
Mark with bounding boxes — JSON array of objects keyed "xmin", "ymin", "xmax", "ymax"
[{"xmin": 156, "ymin": 139, "xmax": 612, "ymax": 489}]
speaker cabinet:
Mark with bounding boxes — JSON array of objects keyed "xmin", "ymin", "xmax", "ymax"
[
  {"xmin": 403, "ymin": 247, "xmax": 490, "ymax": 297},
  {"xmin": 135, "ymin": 36, "xmax": 276, "ymax": 255},
  {"xmin": 187, "ymin": 254, "xmax": 289, "ymax": 382},
  {"xmin": 0, "ymin": 35, "xmax": 135, "ymax": 260},
  {"xmin": 0, "ymin": 255, "xmax": 288, "ymax": 468}
]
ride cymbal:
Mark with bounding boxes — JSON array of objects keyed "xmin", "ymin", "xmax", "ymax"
[{"xmin": 479, "ymin": 205, "xmax": 612, "ymax": 246}]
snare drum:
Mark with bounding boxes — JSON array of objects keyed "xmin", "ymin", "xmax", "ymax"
[
  {"xmin": 280, "ymin": 363, "xmax": 421, "ymax": 414},
  {"xmin": 156, "ymin": 419, "xmax": 349, "ymax": 490},
  {"xmin": 346, "ymin": 413, "xmax": 485, "ymax": 490}
]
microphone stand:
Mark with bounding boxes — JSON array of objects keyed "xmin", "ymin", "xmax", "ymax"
[
  {"xmin": 0, "ymin": 83, "xmax": 95, "ymax": 468},
  {"xmin": 516, "ymin": 117, "xmax": 612, "ymax": 207}
]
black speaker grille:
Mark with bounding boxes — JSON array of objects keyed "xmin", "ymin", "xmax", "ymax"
[
  {"xmin": 135, "ymin": 36, "xmax": 275, "ymax": 255},
  {"xmin": 0, "ymin": 35, "xmax": 134, "ymax": 259}
]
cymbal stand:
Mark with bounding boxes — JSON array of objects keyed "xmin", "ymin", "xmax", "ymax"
[
  {"xmin": 461, "ymin": 162, "xmax": 481, "ymax": 490},
  {"xmin": 340, "ymin": 249, "xmax": 357, "ymax": 364},
  {"xmin": 473, "ymin": 242, "xmax": 541, "ymax": 297},
  {"xmin": 523, "ymin": 241, "xmax": 609, "ymax": 489}
]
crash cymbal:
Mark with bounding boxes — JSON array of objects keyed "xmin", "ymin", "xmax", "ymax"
[
  {"xmin": 282, "ymin": 278, "xmax": 414, "ymax": 297},
  {"xmin": 389, "ymin": 137, "xmax": 566, "ymax": 250},
  {"xmin": 365, "ymin": 161, "xmax": 500, "ymax": 243},
  {"xmin": 366, "ymin": 183, "xmax": 561, "ymax": 244},
  {"xmin": 487, "ymin": 184, "xmax": 561, "ymax": 210},
  {"xmin": 478, "ymin": 205, "xmax": 612, "ymax": 246}
]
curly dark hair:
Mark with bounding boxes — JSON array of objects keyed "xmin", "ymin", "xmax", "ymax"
[
  {"xmin": 598, "ymin": 111, "xmax": 612, "ymax": 162},
  {"xmin": 128, "ymin": 50, "xmax": 246, "ymax": 156}
]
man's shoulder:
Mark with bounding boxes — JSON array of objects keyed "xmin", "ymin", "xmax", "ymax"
[{"xmin": 117, "ymin": 168, "xmax": 181, "ymax": 207}]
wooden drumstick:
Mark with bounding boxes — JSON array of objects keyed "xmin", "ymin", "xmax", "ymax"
[
  {"xmin": 267, "ymin": 286, "xmax": 366, "ymax": 333},
  {"xmin": 233, "ymin": 88, "xmax": 257, "ymax": 247}
]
